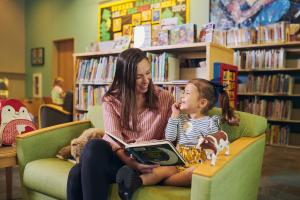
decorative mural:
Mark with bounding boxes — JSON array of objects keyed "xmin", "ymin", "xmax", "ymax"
[
  {"xmin": 210, "ymin": 0, "xmax": 300, "ymax": 29},
  {"xmin": 98, "ymin": 0, "xmax": 190, "ymax": 41}
]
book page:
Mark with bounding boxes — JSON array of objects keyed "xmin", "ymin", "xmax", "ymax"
[
  {"xmin": 126, "ymin": 142, "xmax": 185, "ymax": 166},
  {"xmin": 105, "ymin": 131, "xmax": 128, "ymax": 147}
]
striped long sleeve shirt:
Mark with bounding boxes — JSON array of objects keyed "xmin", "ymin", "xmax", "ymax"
[
  {"xmin": 102, "ymin": 86, "xmax": 174, "ymax": 151},
  {"xmin": 165, "ymin": 114, "xmax": 220, "ymax": 146}
]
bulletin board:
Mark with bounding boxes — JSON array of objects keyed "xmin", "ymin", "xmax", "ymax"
[{"xmin": 98, "ymin": 0, "xmax": 190, "ymax": 41}]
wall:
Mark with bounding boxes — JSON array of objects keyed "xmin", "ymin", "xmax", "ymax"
[
  {"xmin": 25, "ymin": 0, "xmax": 209, "ymax": 98},
  {"xmin": 0, "ymin": 0, "xmax": 25, "ymax": 99}
]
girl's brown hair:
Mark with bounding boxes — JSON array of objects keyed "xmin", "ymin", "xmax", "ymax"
[
  {"xmin": 103, "ymin": 48, "xmax": 158, "ymax": 131},
  {"xmin": 189, "ymin": 78, "xmax": 239, "ymax": 125}
]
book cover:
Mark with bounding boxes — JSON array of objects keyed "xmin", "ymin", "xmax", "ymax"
[
  {"xmin": 105, "ymin": 132, "xmax": 186, "ymax": 166},
  {"xmin": 133, "ymin": 25, "xmax": 151, "ymax": 48},
  {"xmin": 213, "ymin": 63, "xmax": 238, "ymax": 109},
  {"xmin": 169, "ymin": 23, "xmax": 196, "ymax": 45}
]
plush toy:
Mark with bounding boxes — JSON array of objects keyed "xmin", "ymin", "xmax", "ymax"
[
  {"xmin": 0, "ymin": 99, "xmax": 36, "ymax": 146},
  {"xmin": 196, "ymin": 130, "xmax": 230, "ymax": 166},
  {"xmin": 56, "ymin": 128, "xmax": 104, "ymax": 163}
]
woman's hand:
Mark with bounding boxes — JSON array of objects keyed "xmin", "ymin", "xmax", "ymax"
[
  {"xmin": 171, "ymin": 102, "xmax": 181, "ymax": 119},
  {"xmin": 115, "ymin": 149, "xmax": 159, "ymax": 174},
  {"xmin": 134, "ymin": 162, "xmax": 159, "ymax": 174}
]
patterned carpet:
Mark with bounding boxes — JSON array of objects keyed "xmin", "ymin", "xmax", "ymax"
[{"xmin": 0, "ymin": 146, "xmax": 299, "ymax": 200}]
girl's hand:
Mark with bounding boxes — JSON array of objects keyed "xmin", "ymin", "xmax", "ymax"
[{"xmin": 171, "ymin": 102, "xmax": 181, "ymax": 119}]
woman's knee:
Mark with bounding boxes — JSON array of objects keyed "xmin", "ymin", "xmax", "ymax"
[
  {"xmin": 68, "ymin": 164, "xmax": 81, "ymax": 185},
  {"xmin": 81, "ymin": 139, "xmax": 112, "ymax": 162}
]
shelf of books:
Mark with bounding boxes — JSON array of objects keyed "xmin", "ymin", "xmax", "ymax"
[
  {"xmin": 73, "ymin": 42, "xmax": 233, "ymax": 120},
  {"xmin": 231, "ymin": 23, "xmax": 300, "ymax": 148}
]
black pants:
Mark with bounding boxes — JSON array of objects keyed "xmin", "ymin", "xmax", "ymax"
[{"xmin": 67, "ymin": 139, "xmax": 124, "ymax": 200}]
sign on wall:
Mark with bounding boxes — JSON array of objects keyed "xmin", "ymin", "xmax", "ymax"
[{"xmin": 98, "ymin": 0, "xmax": 190, "ymax": 41}]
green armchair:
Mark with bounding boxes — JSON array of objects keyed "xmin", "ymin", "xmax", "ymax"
[{"xmin": 16, "ymin": 106, "xmax": 267, "ymax": 200}]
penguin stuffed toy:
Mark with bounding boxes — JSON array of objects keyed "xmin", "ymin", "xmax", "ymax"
[{"xmin": 0, "ymin": 99, "xmax": 36, "ymax": 146}]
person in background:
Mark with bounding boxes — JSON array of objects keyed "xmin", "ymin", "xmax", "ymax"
[
  {"xmin": 116, "ymin": 78, "xmax": 240, "ymax": 199},
  {"xmin": 51, "ymin": 77, "xmax": 65, "ymax": 105},
  {"xmin": 66, "ymin": 48, "xmax": 174, "ymax": 200}
]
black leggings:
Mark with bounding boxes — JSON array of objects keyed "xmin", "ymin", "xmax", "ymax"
[{"xmin": 67, "ymin": 139, "xmax": 124, "ymax": 200}]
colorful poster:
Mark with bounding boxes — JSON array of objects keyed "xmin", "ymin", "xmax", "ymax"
[
  {"xmin": 210, "ymin": 0, "xmax": 300, "ymax": 29},
  {"xmin": 98, "ymin": 0, "xmax": 190, "ymax": 41}
]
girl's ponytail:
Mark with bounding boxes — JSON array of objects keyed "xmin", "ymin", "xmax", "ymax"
[
  {"xmin": 219, "ymin": 90, "xmax": 238, "ymax": 125},
  {"xmin": 212, "ymin": 82, "xmax": 239, "ymax": 126}
]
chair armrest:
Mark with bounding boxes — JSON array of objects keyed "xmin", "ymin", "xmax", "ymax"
[
  {"xmin": 40, "ymin": 104, "xmax": 71, "ymax": 115},
  {"xmin": 191, "ymin": 134, "xmax": 265, "ymax": 200},
  {"xmin": 16, "ymin": 120, "xmax": 91, "ymax": 169},
  {"xmin": 39, "ymin": 104, "xmax": 73, "ymax": 128}
]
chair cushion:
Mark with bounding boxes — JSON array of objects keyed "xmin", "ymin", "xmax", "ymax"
[
  {"xmin": 23, "ymin": 158, "xmax": 73, "ymax": 199},
  {"xmin": 209, "ymin": 108, "xmax": 267, "ymax": 142},
  {"xmin": 23, "ymin": 158, "xmax": 190, "ymax": 200}
]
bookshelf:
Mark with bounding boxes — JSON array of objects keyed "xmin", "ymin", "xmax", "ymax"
[
  {"xmin": 73, "ymin": 42, "xmax": 233, "ymax": 120},
  {"xmin": 234, "ymin": 41, "xmax": 300, "ymax": 148}
]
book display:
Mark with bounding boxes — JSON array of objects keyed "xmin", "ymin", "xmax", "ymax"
[
  {"xmin": 73, "ymin": 43, "xmax": 233, "ymax": 120},
  {"xmin": 234, "ymin": 41, "xmax": 300, "ymax": 148},
  {"xmin": 213, "ymin": 63, "xmax": 238, "ymax": 109}
]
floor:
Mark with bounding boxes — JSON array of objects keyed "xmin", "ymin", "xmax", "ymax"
[
  {"xmin": 258, "ymin": 146, "xmax": 300, "ymax": 200},
  {"xmin": 0, "ymin": 146, "xmax": 299, "ymax": 200}
]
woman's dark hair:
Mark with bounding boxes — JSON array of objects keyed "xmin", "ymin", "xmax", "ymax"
[
  {"xmin": 103, "ymin": 48, "xmax": 158, "ymax": 131},
  {"xmin": 188, "ymin": 78, "xmax": 239, "ymax": 125}
]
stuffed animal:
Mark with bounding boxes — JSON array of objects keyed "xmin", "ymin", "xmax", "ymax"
[
  {"xmin": 56, "ymin": 128, "xmax": 104, "ymax": 163},
  {"xmin": 196, "ymin": 130, "xmax": 229, "ymax": 166},
  {"xmin": 0, "ymin": 99, "xmax": 36, "ymax": 146}
]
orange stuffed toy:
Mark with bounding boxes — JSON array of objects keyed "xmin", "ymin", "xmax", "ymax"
[{"xmin": 0, "ymin": 99, "xmax": 36, "ymax": 146}]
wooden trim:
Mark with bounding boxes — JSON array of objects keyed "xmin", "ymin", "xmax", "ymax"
[
  {"xmin": 52, "ymin": 42, "xmax": 58, "ymax": 82},
  {"xmin": 228, "ymin": 41, "xmax": 300, "ymax": 49},
  {"xmin": 0, "ymin": 147, "xmax": 16, "ymax": 158},
  {"xmin": 17, "ymin": 120, "xmax": 90, "ymax": 139},
  {"xmin": 40, "ymin": 104, "xmax": 72, "ymax": 115},
  {"xmin": 74, "ymin": 42, "xmax": 209, "ymax": 57},
  {"xmin": 0, "ymin": 157, "xmax": 17, "ymax": 168},
  {"xmin": 238, "ymin": 68, "xmax": 300, "ymax": 72},
  {"xmin": 193, "ymin": 134, "xmax": 265, "ymax": 177},
  {"xmin": 238, "ymin": 93, "xmax": 300, "ymax": 97}
]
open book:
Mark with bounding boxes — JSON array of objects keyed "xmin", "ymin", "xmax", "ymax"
[{"xmin": 106, "ymin": 132, "xmax": 186, "ymax": 166}]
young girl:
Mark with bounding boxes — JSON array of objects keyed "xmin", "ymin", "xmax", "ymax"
[{"xmin": 116, "ymin": 78, "xmax": 239, "ymax": 199}]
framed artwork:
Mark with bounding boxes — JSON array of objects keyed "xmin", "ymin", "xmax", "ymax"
[
  {"xmin": 210, "ymin": 0, "xmax": 300, "ymax": 29},
  {"xmin": 31, "ymin": 47, "xmax": 44, "ymax": 66},
  {"xmin": 32, "ymin": 73, "xmax": 42, "ymax": 98}
]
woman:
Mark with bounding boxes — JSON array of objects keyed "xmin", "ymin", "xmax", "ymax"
[{"xmin": 67, "ymin": 48, "xmax": 174, "ymax": 200}]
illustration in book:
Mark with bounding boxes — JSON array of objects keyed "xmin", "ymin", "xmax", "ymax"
[{"xmin": 106, "ymin": 132, "xmax": 186, "ymax": 166}]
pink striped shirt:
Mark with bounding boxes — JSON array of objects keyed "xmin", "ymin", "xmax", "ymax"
[{"xmin": 102, "ymin": 87, "xmax": 174, "ymax": 151}]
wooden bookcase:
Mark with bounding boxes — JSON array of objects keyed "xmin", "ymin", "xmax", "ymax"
[
  {"xmin": 232, "ymin": 41, "xmax": 300, "ymax": 148},
  {"xmin": 73, "ymin": 42, "xmax": 233, "ymax": 120}
]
